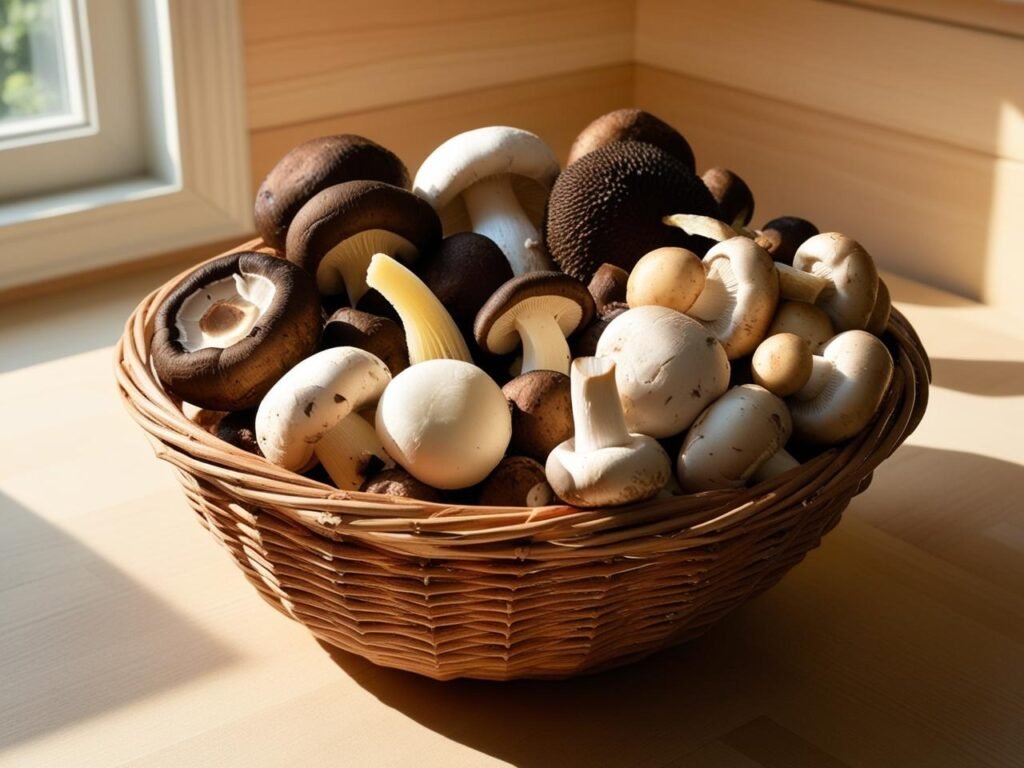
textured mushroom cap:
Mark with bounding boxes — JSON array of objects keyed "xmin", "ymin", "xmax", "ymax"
[
  {"xmin": 153, "ymin": 251, "xmax": 321, "ymax": 411},
  {"xmin": 255, "ymin": 347, "xmax": 392, "ymax": 472},
  {"xmin": 690, "ymin": 237, "xmax": 780, "ymax": 359},
  {"xmin": 479, "ymin": 456, "xmax": 554, "ymax": 507},
  {"xmin": 567, "ymin": 108, "xmax": 695, "ymax": 172},
  {"xmin": 361, "ymin": 467, "xmax": 443, "ymax": 503},
  {"xmin": 474, "ymin": 271, "xmax": 595, "ymax": 355},
  {"xmin": 546, "ymin": 433, "xmax": 671, "ymax": 508},
  {"xmin": 286, "ymin": 180, "xmax": 441, "ymax": 294},
  {"xmin": 375, "ymin": 360, "xmax": 511, "ymax": 489},
  {"xmin": 255, "ymin": 134, "xmax": 409, "ymax": 252},
  {"xmin": 677, "ymin": 384, "xmax": 792, "ymax": 492},
  {"xmin": 596, "ymin": 305, "xmax": 730, "ymax": 438},
  {"xmin": 768, "ymin": 301, "xmax": 834, "ymax": 353},
  {"xmin": 214, "ymin": 409, "xmax": 261, "ymax": 456},
  {"xmin": 545, "ymin": 141, "xmax": 719, "ymax": 283},
  {"xmin": 413, "ymin": 126, "xmax": 559, "ymax": 235},
  {"xmin": 702, "ymin": 167, "xmax": 754, "ymax": 226},
  {"xmin": 502, "ymin": 370, "xmax": 573, "ymax": 462},
  {"xmin": 587, "ymin": 263, "xmax": 630, "ymax": 313},
  {"xmin": 757, "ymin": 216, "xmax": 820, "ymax": 266},
  {"xmin": 322, "ymin": 308, "xmax": 408, "ymax": 376},
  {"xmin": 626, "ymin": 246, "xmax": 705, "ymax": 313},
  {"xmin": 751, "ymin": 333, "xmax": 813, "ymax": 397},
  {"xmin": 793, "ymin": 233, "xmax": 879, "ymax": 332},
  {"xmin": 416, "ymin": 232, "xmax": 513, "ymax": 335},
  {"xmin": 790, "ymin": 330, "xmax": 894, "ymax": 444}
]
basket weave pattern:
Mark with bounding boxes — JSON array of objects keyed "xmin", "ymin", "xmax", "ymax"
[{"xmin": 115, "ymin": 248, "xmax": 931, "ymax": 681}]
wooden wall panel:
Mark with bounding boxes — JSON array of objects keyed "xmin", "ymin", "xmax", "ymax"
[
  {"xmin": 243, "ymin": 0, "xmax": 634, "ymax": 130},
  {"xmin": 636, "ymin": 65, "xmax": 1024, "ymax": 310}
]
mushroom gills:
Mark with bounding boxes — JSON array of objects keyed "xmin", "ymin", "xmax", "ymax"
[
  {"xmin": 488, "ymin": 295, "xmax": 583, "ymax": 375},
  {"xmin": 462, "ymin": 174, "xmax": 551, "ymax": 275},
  {"xmin": 313, "ymin": 411, "xmax": 394, "ymax": 491},
  {"xmin": 175, "ymin": 273, "xmax": 276, "ymax": 351},
  {"xmin": 316, "ymin": 229, "xmax": 418, "ymax": 306}
]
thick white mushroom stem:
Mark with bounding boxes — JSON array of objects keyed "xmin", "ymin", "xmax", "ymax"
[
  {"xmin": 776, "ymin": 263, "xmax": 828, "ymax": 304},
  {"xmin": 314, "ymin": 412, "xmax": 394, "ymax": 491},
  {"xmin": 365, "ymin": 253, "xmax": 472, "ymax": 364},
  {"xmin": 792, "ymin": 356, "xmax": 835, "ymax": 402},
  {"xmin": 463, "ymin": 175, "xmax": 550, "ymax": 275},
  {"xmin": 515, "ymin": 310, "xmax": 571, "ymax": 375},
  {"xmin": 571, "ymin": 357, "xmax": 631, "ymax": 454},
  {"xmin": 750, "ymin": 448, "xmax": 800, "ymax": 483}
]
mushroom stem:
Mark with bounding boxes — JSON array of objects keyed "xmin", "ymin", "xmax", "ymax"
[
  {"xmin": 686, "ymin": 269, "xmax": 730, "ymax": 322},
  {"xmin": 776, "ymin": 263, "xmax": 829, "ymax": 304},
  {"xmin": 318, "ymin": 229, "xmax": 418, "ymax": 307},
  {"xmin": 749, "ymin": 448, "xmax": 800, "ymax": 483},
  {"xmin": 462, "ymin": 175, "xmax": 551, "ymax": 275},
  {"xmin": 571, "ymin": 357, "xmax": 631, "ymax": 453},
  {"xmin": 365, "ymin": 252, "xmax": 472, "ymax": 364},
  {"xmin": 793, "ymin": 356, "xmax": 835, "ymax": 401},
  {"xmin": 314, "ymin": 412, "xmax": 394, "ymax": 491},
  {"xmin": 514, "ymin": 310, "xmax": 571, "ymax": 375}
]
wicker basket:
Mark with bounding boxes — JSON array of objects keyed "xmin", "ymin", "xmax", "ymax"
[{"xmin": 114, "ymin": 240, "xmax": 931, "ymax": 681}]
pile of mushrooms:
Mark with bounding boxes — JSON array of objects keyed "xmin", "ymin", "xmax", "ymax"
[{"xmin": 152, "ymin": 111, "xmax": 897, "ymax": 509}]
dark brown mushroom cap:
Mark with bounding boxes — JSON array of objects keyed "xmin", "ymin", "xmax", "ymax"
[
  {"xmin": 587, "ymin": 263, "xmax": 629, "ymax": 313},
  {"xmin": 567, "ymin": 108, "xmax": 695, "ymax": 172},
  {"xmin": 502, "ymin": 370, "xmax": 573, "ymax": 461},
  {"xmin": 416, "ymin": 232, "xmax": 513, "ymax": 335},
  {"xmin": 285, "ymin": 180, "xmax": 442, "ymax": 287},
  {"xmin": 478, "ymin": 456, "xmax": 553, "ymax": 507},
  {"xmin": 152, "ymin": 252, "xmax": 321, "ymax": 411},
  {"xmin": 322, "ymin": 307, "xmax": 409, "ymax": 376},
  {"xmin": 473, "ymin": 271, "xmax": 595, "ymax": 355},
  {"xmin": 570, "ymin": 303, "xmax": 628, "ymax": 359},
  {"xmin": 544, "ymin": 141, "xmax": 720, "ymax": 283},
  {"xmin": 361, "ymin": 467, "xmax": 443, "ymax": 503},
  {"xmin": 702, "ymin": 167, "xmax": 754, "ymax": 226},
  {"xmin": 214, "ymin": 409, "xmax": 262, "ymax": 456},
  {"xmin": 254, "ymin": 134, "xmax": 409, "ymax": 252},
  {"xmin": 756, "ymin": 216, "xmax": 820, "ymax": 266}
]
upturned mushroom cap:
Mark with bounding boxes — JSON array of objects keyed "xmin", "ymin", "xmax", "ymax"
[
  {"xmin": 545, "ymin": 141, "xmax": 720, "ymax": 283},
  {"xmin": 479, "ymin": 456, "xmax": 554, "ymax": 507},
  {"xmin": 413, "ymin": 126, "xmax": 559, "ymax": 274},
  {"xmin": 767, "ymin": 301, "xmax": 834, "ymax": 353},
  {"xmin": 502, "ymin": 370, "xmax": 573, "ymax": 462},
  {"xmin": 254, "ymin": 134, "xmax": 409, "ymax": 252},
  {"xmin": 751, "ymin": 333, "xmax": 813, "ymax": 397},
  {"xmin": 416, "ymin": 232, "xmax": 513, "ymax": 335},
  {"xmin": 587, "ymin": 263, "xmax": 630, "ymax": 314},
  {"xmin": 375, "ymin": 359, "xmax": 511, "ymax": 489},
  {"xmin": 789, "ymin": 330, "xmax": 895, "ymax": 444},
  {"xmin": 755, "ymin": 216, "xmax": 819, "ymax": 266},
  {"xmin": 474, "ymin": 271, "xmax": 594, "ymax": 374},
  {"xmin": 677, "ymin": 384, "xmax": 794, "ymax": 492},
  {"xmin": 793, "ymin": 233, "xmax": 879, "ymax": 332},
  {"xmin": 596, "ymin": 305, "xmax": 730, "ymax": 438},
  {"xmin": 567, "ymin": 108, "xmax": 695, "ymax": 172},
  {"xmin": 322, "ymin": 308, "xmax": 408, "ymax": 376},
  {"xmin": 255, "ymin": 347, "xmax": 391, "ymax": 472},
  {"xmin": 701, "ymin": 167, "xmax": 754, "ymax": 227},
  {"xmin": 286, "ymin": 180, "xmax": 441, "ymax": 305},
  {"xmin": 626, "ymin": 246, "xmax": 706, "ymax": 313},
  {"xmin": 153, "ymin": 251, "xmax": 322, "ymax": 411},
  {"xmin": 685, "ymin": 237, "xmax": 780, "ymax": 359}
]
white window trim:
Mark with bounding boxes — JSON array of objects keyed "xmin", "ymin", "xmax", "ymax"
[{"xmin": 0, "ymin": 0, "xmax": 252, "ymax": 292}]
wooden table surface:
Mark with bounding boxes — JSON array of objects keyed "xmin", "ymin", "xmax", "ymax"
[{"xmin": 2, "ymin": 268, "xmax": 1022, "ymax": 768}]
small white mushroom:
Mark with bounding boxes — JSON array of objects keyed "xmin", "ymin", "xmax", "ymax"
[
  {"xmin": 792, "ymin": 233, "xmax": 880, "ymax": 332},
  {"xmin": 546, "ymin": 357, "xmax": 671, "ymax": 508},
  {"xmin": 255, "ymin": 347, "xmax": 393, "ymax": 490}
]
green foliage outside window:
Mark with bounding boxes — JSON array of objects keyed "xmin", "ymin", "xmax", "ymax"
[{"xmin": 0, "ymin": 0, "xmax": 64, "ymax": 121}]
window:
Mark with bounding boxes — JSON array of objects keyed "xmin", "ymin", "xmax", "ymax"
[{"xmin": 0, "ymin": 0, "xmax": 251, "ymax": 292}]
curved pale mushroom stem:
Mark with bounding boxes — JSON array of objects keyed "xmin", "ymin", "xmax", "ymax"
[
  {"xmin": 749, "ymin": 448, "xmax": 800, "ymax": 483},
  {"xmin": 514, "ymin": 310, "xmax": 571, "ymax": 375},
  {"xmin": 686, "ymin": 265, "xmax": 731, "ymax": 322},
  {"xmin": 663, "ymin": 213, "xmax": 739, "ymax": 242},
  {"xmin": 792, "ymin": 356, "xmax": 836, "ymax": 401},
  {"xmin": 365, "ymin": 253, "xmax": 472, "ymax": 364},
  {"xmin": 314, "ymin": 412, "xmax": 393, "ymax": 490},
  {"xmin": 571, "ymin": 357, "xmax": 631, "ymax": 453},
  {"xmin": 776, "ymin": 263, "xmax": 829, "ymax": 303},
  {"xmin": 463, "ymin": 175, "xmax": 551, "ymax": 275}
]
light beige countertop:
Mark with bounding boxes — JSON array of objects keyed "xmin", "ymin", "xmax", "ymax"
[{"xmin": 1, "ymin": 268, "xmax": 1022, "ymax": 767}]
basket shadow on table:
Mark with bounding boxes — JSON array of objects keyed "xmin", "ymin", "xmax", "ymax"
[{"xmin": 315, "ymin": 444, "xmax": 1024, "ymax": 767}]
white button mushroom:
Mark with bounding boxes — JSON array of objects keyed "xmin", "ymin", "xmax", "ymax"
[
  {"xmin": 375, "ymin": 359, "xmax": 511, "ymax": 489},
  {"xmin": 546, "ymin": 357, "xmax": 671, "ymax": 508},
  {"xmin": 791, "ymin": 233, "xmax": 880, "ymax": 332},
  {"xmin": 255, "ymin": 347, "xmax": 393, "ymax": 490},
  {"xmin": 596, "ymin": 305, "xmax": 730, "ymax": 438}
]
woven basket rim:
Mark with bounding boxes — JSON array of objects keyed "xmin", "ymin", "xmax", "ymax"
[{"xmin": 114, "ymin": 239, "xmax": 931, "ymax": 563}]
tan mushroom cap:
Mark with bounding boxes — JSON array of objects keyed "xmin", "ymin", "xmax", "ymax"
[
  {"xmin": 751, "ymin": 333, "xmax": 813, "ymax": 397},
  {"xmin": 626, "ymin": 246, "xmax": 706, "ymax": 313},
  {"xmin": 479, "ymin": 456, "xmax": 554, "ymax": 507},
  {"xmin": 793, "ymin": 233, "xmax": 879, "ymax": 332},
  {"xmin": 502, "ymin": 370, "xmax": 573, "ymax": 462},
  {"xmin": 768, "ymin": 301, "xmax": 834, "ymax": 353}
]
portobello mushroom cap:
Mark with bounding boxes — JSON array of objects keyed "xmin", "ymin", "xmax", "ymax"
[
  {"xmin": 152, "ymin": 251, "xmax": 321, "ymax": 411},
  {"xmin": 254, "ymin": 134, "xmax": 409, "ymax": 252},
  {"xmin": 544, "ymin": 141, "xmax": 720, "ymax": 283}
]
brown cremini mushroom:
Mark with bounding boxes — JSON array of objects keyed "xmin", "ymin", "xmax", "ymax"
[
  {"xmin": 570, "ymin": 303, "xmax": 628, "ymax": 359},
  {"xmin": 362, "ymin": 468, "xmax": 443, "ymax": 503},
  {"xmin": 479, "ymin": 456, "xmax": 554, "ymax": 507},
  {"xmin": 322, "ymin": 308, "xmax": 408, "ymax": 376},
  {"xmin": 587, "ymin": 263, "xmax": 630, "ymax": 314},
  {"xmin": 702, "ymin": 167, "xmax": 754, "ymax": 227},
  {"xmin": 502, "ymin": 370, "xmax": 573, "ymax": 462},
  {"xmin": 152, "ymin": 251, "xmax": 321, "ymax": 411},
  {"xmin": 254, "ymin": 134, "xmax": 409, "ymax": 252},
  {"xmin": 567, "ymin": 108, "xmax": 695, "ymax": 172},
  {"xmin": 754, "ymin": 216, "xmax": 819, "ymax": 267}
]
